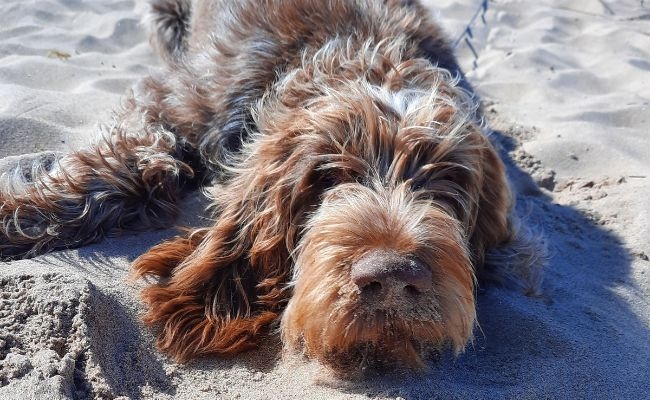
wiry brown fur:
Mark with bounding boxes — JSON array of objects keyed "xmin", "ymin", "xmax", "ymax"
[{"xmin": 0, "ymin": 0, "xmax": 544, "ymax": 373}]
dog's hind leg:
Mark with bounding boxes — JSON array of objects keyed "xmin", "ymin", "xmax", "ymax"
[{"xmin": 0, "ymin": 79, "xmax": 199, "ymax": 259}]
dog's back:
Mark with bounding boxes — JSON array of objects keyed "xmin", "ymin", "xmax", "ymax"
[
  {"xmin": 144, "ymin": 0, "xmax": 467, "ymax": 169},
  {"xmin": 148, "ymin": 0, "xmax": 460, "ymax": 68}
]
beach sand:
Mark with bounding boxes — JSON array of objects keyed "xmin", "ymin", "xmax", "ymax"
[{"xmin": 1, "ymin": 0, "xmax": 648, "ymax": 398}]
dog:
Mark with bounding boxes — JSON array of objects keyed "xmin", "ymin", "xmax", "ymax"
[{"xmin": 0, "ymin": 0, "xmax": 544, "ymax": 374}]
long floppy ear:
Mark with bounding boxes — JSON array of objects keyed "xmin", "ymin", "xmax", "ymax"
[
  {"xmin": 131, "ymin": 187, "xmax": 288, "ymax": 361},
  {"xmin": 468, "ymin": 134, "xmax": 513, "ymax": 259},
  {"xmin": 470, "ymin": 134, "xmax": 546, "ymax": 294},
  {"xmin": 131, "ymin": 139, "xmax": 323, "ymax": 361}
]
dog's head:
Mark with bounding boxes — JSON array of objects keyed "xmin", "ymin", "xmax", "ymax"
[
  {"xmin": 235, "ymin": 44, "xmax": 513, "ymax": 373},
  {"xmin": 282, "ymin": 178, "xmax": 476, "ymax": 372}
]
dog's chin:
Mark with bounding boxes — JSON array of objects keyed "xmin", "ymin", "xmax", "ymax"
[
  {"xmin": 320, "ymin": 343, "xmax": 437, "ymax": 377},
  {"xmin": 293, "ymin": 310, "xmax": 454, "ymax": 377},
  {"xmin": 282, "ymin": 289, "xmax": 473, "ymax": 375},
  {"xmin": 319, "ymin": 314, "xmax": 446, "ymax": 374}
]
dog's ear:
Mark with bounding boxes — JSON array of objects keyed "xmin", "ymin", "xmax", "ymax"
[
  {"xmin": 131, "ymin": 185, "xmax": 291, "ymax": 360},
  {"xmin": 468, "ymin": 136, "xmax": 512, "ymax": 260},
  {"xmin": 469, "ymin": 135, "xmax": 546, "ymax": 294},
  {"xmin": 131, "ymin": 199, "xmax": 283, "ymax": 361},
  {"xmin": 131, "ymin": 148, "xmax": 323, "ymax": 361}
]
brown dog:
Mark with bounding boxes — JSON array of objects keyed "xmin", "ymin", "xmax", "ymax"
[{"xmin": 0, "ymin": 0, "xmax": 544, "ymax": 373}]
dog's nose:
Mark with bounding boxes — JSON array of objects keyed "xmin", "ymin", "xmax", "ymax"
[{"xmin": 351, "ymin": 251, "xmax": 432, "ymax": 296}]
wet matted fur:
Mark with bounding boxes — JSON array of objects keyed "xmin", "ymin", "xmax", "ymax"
[{"xmin": 0, "ymin": 0, "xmax": 545, "ymax": 373}]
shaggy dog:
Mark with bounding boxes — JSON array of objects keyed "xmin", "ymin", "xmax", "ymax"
[{"xmin": 0, "ymin": 0, "xmax": 543, "ymax": 373}]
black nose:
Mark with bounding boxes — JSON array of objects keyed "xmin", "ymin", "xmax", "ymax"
[{"xmin": 351, "ymin": 251, "xmax": 432, "ymax": 296}]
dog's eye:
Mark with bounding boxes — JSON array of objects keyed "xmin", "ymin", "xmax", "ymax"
[
  {"xmin": 314, "ymin": 171, "xmax": 340, "ymax": 192},
  {"xmin": 410, "ymin": 178, "xmax": 427, "ymax": 192}
]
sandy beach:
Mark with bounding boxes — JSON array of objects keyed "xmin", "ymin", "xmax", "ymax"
[{"xmin": 1, "ymin": 0, "xmax": 649, "ymax": 398}]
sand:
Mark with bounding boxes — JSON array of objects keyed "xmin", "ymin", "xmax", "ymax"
[{"xmin": 1, "ymin": 0, "xmax": 648, "ymax": 398}]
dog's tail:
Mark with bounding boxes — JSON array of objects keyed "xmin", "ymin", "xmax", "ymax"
[{"xmin": 145, "ymin": 0, "xmax": 192, "ymax": 63}]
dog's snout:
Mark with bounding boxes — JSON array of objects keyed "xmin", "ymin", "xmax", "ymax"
[{"xmin": 351, "ymin": 251, "xmax": 432, "ymax": 296}]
